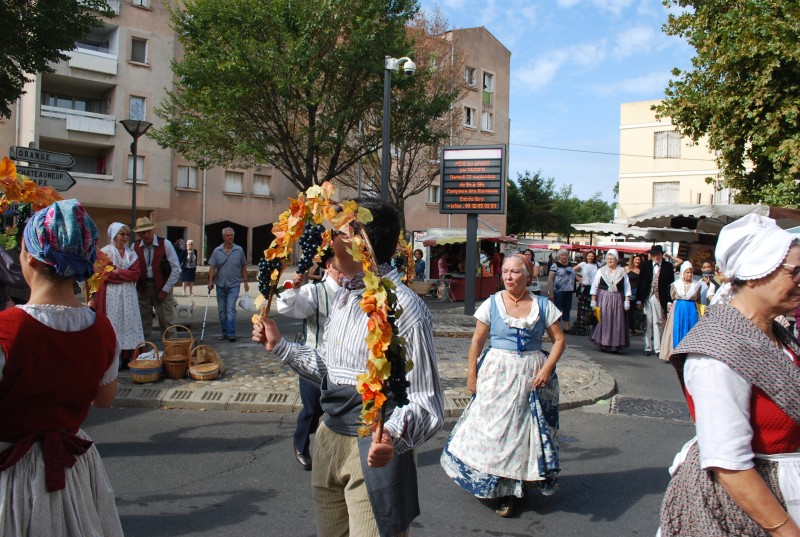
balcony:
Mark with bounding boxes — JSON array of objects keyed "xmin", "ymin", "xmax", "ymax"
[
  {"xmin": 67, "ymin": 47, "xmax": 118, "ymax": 75},
  {"xmin": 41, "ymin": 106, "xmax": 116, "ymax": 136}
]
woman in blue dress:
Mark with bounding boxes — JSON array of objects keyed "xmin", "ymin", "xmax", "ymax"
[
  {"xmin": 441, "ymin": 254, "xmax": 566, "ymax": 518},
  {"xmin": 659, "ymin": 261, "xmax": 701, "ymax": 360}
]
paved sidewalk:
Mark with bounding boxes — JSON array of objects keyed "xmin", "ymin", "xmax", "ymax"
[{"xmin": 116, "ymin": 294, "xmax": 617, "ymax": 415}]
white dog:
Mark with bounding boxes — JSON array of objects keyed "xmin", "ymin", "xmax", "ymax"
[{"xmin": 175, "ymin": 300, "xmax": 194, "ymax": 318}]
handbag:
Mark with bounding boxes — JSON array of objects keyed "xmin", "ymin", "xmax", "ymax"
[{"xmin": 238, "ymin": 292, "xmax": 253, "ymax": 311}]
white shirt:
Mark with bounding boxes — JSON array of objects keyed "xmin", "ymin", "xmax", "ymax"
[
  {"xmin": 277, "ymin": 275, "xmax": 341, "ymax": 319},
  {"xmin": 685, "ymin": 349, "xmax": 797, "ymax": 471},
  {"xmin": 137, "ymin": 236, "xmax": 181, "ymax": 293}
]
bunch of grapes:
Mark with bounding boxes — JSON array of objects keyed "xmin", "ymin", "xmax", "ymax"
[
  {"xmin": 15, "ymin": 203, "xmax": 31, "ymax": 230},
  {"xmin": 257, "ymin": 257, "xmax": 283, "ymax": 299},
  {"xmin": 296, "ymin": 221, "xmax": 325, "ymax": 274}
]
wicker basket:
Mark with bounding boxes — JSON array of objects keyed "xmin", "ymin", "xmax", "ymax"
[
  {"xmin": 163, "ymin": 325, "xmax": 195, "ymax": 359},
  {"xmin": 162, "ymin": 353, "xmax": 189, "ymax": 380},
  {"xmin": 189, "ymin": 345, "xmax": 222, "ymax": 381},
  {"xmin": 128, "ymin": 341, "xmax": 162, "ymax": 383}
]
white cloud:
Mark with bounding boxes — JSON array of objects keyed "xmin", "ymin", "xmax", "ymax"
[
  {"xmin": 590, "ymin": 0, "xmax": 637, "ymax": 16},
  {"xmin": 613, "ymin": 25, "xmax": 658, "ymax": 59},
  {"xmin": 556, "ymin": 0, "xmax": 582, "ymax": 6},
  {"xmin": 589, "ymin": 71, "xmax": 671, "ymax": 98},
  {"xmin": 514, "ymin": 41, "xmax": 607, "ymax": 91}
]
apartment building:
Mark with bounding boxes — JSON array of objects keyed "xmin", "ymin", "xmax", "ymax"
[
  {"xmin": 617, "ymin": 100, "xmax": 733, "ymax": 223},
  {"xmin": 1, "ymin": 10, "xmax": 510, "ymax": 263},
  {"xmin": 401, "ymin": 26, "xmax": 511, "ymax": 236}
]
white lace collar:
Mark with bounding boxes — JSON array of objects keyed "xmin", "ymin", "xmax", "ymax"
[{"xmin": 495, "ymin": 291, "xmax": 541, "ymax": 329}]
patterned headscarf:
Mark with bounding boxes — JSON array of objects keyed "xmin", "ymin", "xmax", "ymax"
[
  {"xmin": 23, "ymin": 199, "xmax": 99, "ymax": 281},
  {"xmin": 512, "ymin": 253, "xmax": 535, "ymax": 284}
]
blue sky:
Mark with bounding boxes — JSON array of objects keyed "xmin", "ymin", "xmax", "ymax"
[{"xmin": 419, "ymin": 0, "xmax": 694, "ymax": 202}]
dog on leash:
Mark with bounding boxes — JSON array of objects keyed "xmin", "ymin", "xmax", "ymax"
[{"xmin": 175, "ymin": 300, "xmax": 194, "ymax": 318}]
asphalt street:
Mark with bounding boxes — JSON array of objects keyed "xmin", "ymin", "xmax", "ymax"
[{"xmin": 87, "ymin": 316, "xmax": 691, "ymax": 537}]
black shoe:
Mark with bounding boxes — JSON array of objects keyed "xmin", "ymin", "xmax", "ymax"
[
  {"xmin": 495, "ymin": 496, "xmax": 514, "ymax": 517},
  {"xmin": 295, "ymin": 450, "xmax": 312, "ymax": 470},
  {"xmin": 229, "ymin": 336, "xmax": 237, "ymax": 342},
  {"xmin": 644, "ymin": 350, "xmax": 654, "ymax": 356}
]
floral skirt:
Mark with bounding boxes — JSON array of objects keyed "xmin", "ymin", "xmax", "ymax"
[{"xmin": 440, "ymin": 348, "xmax": 560, "ymax": 499}]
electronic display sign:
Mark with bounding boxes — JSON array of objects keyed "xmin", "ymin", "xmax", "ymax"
[{"xmin": 439, "ymin": 145, "xmax": 506, "ymax": 214}]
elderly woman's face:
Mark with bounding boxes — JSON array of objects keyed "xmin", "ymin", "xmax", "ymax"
[
  {"xmin": 606, "ymin": 255, "xmax": 617, "ymax": 268},
  {"xmin": 765, "ymin": 244, "xmax": 800, "ymax": 311},
  {"xmin": 502, "ymin": 257, "xmax": 528, "ymax": 294},
  {"xmin": 113, "ymin": 229, "xmax": 130, "ymax": 248},
  {"xmin": 559, "ymin": 253, "xmax": 569, "ymax": 262}
]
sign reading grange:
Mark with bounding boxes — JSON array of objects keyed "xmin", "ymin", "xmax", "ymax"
[{"xmin": 439, "ymin": 145, "xmax": 506, "ymax": 214}]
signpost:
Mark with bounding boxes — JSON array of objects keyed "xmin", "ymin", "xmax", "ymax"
[
  {"xmin": 14, "ymin": 165, "xmax": 76, "ymax": 192},
  {"xmin": 439, "ymin": 145, "xmax": 508, "ymax": 314},
  {"xmin": 8, "ymin": 146, "xmax": 76, "ymax": 192},
  {"xmin": 9, "ymin": 146, "xmax": 75, "ymax": 168}
]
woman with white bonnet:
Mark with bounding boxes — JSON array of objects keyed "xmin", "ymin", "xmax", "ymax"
[
  {"xmin": 659, "ymin": 261, "xmax": 702, "ymax": 361},
  {"xmin": 92, "ymin": 222, "xmax": 144, "ymax": 370},
  {"xmin": 588, "ymin": 249, "xmax": 631, "ymax": 352},
  {"xmin": 660, "ymin": 214, "xmax": 800, "ymax": 536}
]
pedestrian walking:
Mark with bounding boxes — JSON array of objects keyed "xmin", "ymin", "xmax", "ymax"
[
  {"xmin": 548, "ymin": 249, "xmax": 576, "ymax": 332},
  {"xmin": 660, "ymin": 214, "xmax": 800, "ymax": 536},
  {"xmin": 207, "ymin": 227, "xmax": 249, "ymax": 342},
  {"xmin": 635, "ymin": 245, "xmax": 674, "ymax": 356},
  {"xmin": 0, "ymin": 199, "xmax": 123, "ymax": 536},
  {"xmin": 276, "ymin": 249, "xmax": 341, "ymax": 471},
  {"xmin": 573, "ymin": 250, "xmax": 599, "ymax": 333},
  {"xmin": 589, "ymin": 249, "xmax": 631, "ymax": 352},
  {"xmin": 132, "ymin": 216, "xmax": 181, "ymax": 338},
  {"xmin": 253, "ymin": 197, "xmax": 444, "ymax": 537},
  {"xmin": 441, "ymin": 253, "xmax": 566, "ymax": 518}
]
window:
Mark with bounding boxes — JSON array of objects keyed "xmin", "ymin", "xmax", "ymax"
[
  {"xmin": 483, "ymin": 72, "xmax": 495, "ymax": 106},
  {"xmin": 653, "ymin": 181, "xmax": 680, "ymax": 205},
  {"xmin": 130, "ymin": 37, "xmax": 148, "ymax": 63},
  {"xmin": 654, "ymin": 131, "xmax": 681, "ymax": 158},
  {"xmin": 44, "ymin": 93, "xmax": 106, "ymax": 114},
  {"xmin": 177, "ymin": 166, "xmax": 198, "ymax": 189},
  {"xmin": 224, "ymin": 171, "xmax": 243, "ymax": 194},
  {"xmin": 129, "ymin": 96, "xmax": 146, "ymax": 121},
  {"xmin": 132, "ymin": 0, "xmax": 150, "ymax": 7},
  {"xmin": 464, "ymin": 106, "xmax": 476, "ymax": 128},
  {"xmin": 253, "ymin": 173, "xmax": 271, "ymax": 196},
  {"xmin": 464, "ymin": 66, "xmax": 477, "ymax": 87},
  {"xmin": 427, "ymin": 185, "xmax": 440, "ymax": 203},
  {"xmin": 481, "ymin": 111, "xmax": 493, "ymax": 132},
  {"xmin": 127, "ymin": 155, "xmax": 144, "ymax": 181}
]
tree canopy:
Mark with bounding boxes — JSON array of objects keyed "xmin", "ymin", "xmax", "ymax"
[
  {"xmin": 654, "ymin": 0, "xmax": 800, "ymax": 206},
  {"xmin": 334, "ymin": 8, "xmax": 467, "ymax": 230},
  {"xmin": 152, "ymin": 0, "xmax": 420, "ymax": 192},
  {"xmin": 0, "ymin": 0, "xmax": 112, "ymax": 118}
]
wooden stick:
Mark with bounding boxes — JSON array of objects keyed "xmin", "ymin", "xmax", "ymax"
[{"xmin": 261, "ymin": 265, "xmax": 286, "ymax": 319}]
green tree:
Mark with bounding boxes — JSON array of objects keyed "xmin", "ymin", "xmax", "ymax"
[
  {"xmin": 506, "ymin": 178, "xmax": 531, "ymax": 236},
  {"xmin": 0, "ymin": 0, "xmax": 113, "ymax": 118},
  {"xmin": 335, "ymin": 8, "xmax": 467, "ymax": 230},
  {"xmin": 517, "ymin": 170, "xmax": 556, "ymax": 239},
  {"xmin": 655, "ymin": 0, "xmax": 800, "ymax": 206},
  {"xmin": 152, "ymin": 0, "xmax": 419, "ymax": 191}
]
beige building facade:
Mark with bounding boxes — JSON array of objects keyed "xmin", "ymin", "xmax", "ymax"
[
  {"xmin": 1, "ymin": 11, "xmax": 510, "ymax": 264},
  {"xmin": 617, "ymin": 100, "xmax": 733, "ymax": 223}
]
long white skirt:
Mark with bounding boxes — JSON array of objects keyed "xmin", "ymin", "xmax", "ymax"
[{"xmin": 0, "ymin": 430, "xmax": 123, "ymax": 537}]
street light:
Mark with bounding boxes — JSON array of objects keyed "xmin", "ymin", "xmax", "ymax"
[
  {"xmin": 120, "ymin": 118, "xmax": 153, "ymax": 229},
  {"xmin": 381, "ymin": 55, "xmax": 416, "ymax": 200}
]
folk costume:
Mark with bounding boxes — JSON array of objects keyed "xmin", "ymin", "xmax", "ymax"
[
  {"xmin": 636, "ymin": 247, "xmax": 674, "ymax": 355},
  {"xmin": 441, "ymin": 292, "xmax": 562, "ymax": 499},
  {"xmin": 133, "ymin": 217, "xmax": 180, "ymax": 337},
  {"xmin": 659, "ymin": 262, "xmax": 701, "ymax": 361},
  {"xmin": 271, "ymin": 267, "xmax": 444, "ymax": 537},
  {"xmin": 0, "ymin": 200, "xmax": 123, "ymax": 536},
  {"xmin": 589, "ymin": 251, "xmax": 631, "ymax": 352}
]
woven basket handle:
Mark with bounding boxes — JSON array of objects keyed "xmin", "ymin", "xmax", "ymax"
[
  {"xmin": 163, "ymin": 324, "xmax": 193, "ymax": 342},
  {"xmin": 190, "ymin": 345, "xmax": 219, "ymax": 367},
  {"xmin": 134, "ymin": 341, "xmax": 160, "ymax": 361}
]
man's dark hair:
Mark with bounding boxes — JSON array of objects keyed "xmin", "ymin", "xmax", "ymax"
[
  {"xmin": 350, "ymin": 197, "xmax": 400, "ymax": 265},
  {"xmin": 320, "ymin": 247, "xmax": 335, "ymax": 267}
]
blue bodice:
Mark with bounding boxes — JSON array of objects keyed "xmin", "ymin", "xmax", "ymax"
[{"xmin": 488, "ymin": 293, "xmax": 548, "ymax": 353}]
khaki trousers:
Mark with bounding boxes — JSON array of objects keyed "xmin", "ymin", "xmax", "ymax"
[
  {"xmin": 138, "ymin": 281, "xmax": 176, "ymax": 338},
  {"xmin": 312, "ymin": 422, "xmax": 409, "ymax": 537}
]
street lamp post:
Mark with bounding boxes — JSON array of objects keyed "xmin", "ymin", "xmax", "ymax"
[
  {"xmin": 381, "ymin": 56, "xmax": 416, "ymax": 200},
  {"xmin": 120, "ymin": 119, "xmax": 153, "ymax": 229}
]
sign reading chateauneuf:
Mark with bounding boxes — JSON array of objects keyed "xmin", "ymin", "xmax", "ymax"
[
  {"xmin": 439, "ymin": 145, "xmax": 506, "ymax": 214},
  {"xmin": 8, "ymin": 146, "xmax": 76, "ymax": 192}
]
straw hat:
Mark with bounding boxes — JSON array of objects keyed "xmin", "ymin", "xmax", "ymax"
[{"xmin": 133, "ymin": 216, "xmax": 156, "ymax": 232}]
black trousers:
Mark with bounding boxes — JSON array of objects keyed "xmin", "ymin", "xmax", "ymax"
[{"xmin": 294, "ymin": 377, "xmax": 324, "ymax": 455}]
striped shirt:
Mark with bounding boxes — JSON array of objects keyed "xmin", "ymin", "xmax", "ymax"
[{"xmin": 271, "ymin": 270, "xmax": 444, "ymax": 454}]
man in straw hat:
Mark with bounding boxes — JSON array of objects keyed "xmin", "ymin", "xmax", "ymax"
[{"xmin": 132, "ymin": 216, "xmax": 181, "ymax": 338}]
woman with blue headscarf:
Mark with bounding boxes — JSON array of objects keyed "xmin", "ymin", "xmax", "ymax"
[
  {"xmin": 0, "ymin": 200, "xmax": 123, "ymax": 536},
  {"xmin": 92, "ymin": 222, "xmax": 144, "ymax": 370}
]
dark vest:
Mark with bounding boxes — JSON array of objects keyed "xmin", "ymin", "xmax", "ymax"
[{"xmin": 135, "ymin": 237, "xmax": 168, "ymax": 290}]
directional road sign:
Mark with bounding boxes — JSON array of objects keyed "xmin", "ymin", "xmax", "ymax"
[
  {"xmin": 15, "ymin": 165, "xmax": 76, "ymax": 192},
  {"xmin": 9, "ymin": 146, "xmax": 75, "ymax": 168}
]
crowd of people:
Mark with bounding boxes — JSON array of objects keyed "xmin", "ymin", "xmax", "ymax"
[{"xmin": 1, "ymin": 194, "xmax": 798, "ymax": 536}]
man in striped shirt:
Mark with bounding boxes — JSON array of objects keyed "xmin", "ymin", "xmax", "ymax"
[{"xmin": 253, "ymin": 198, "xmax": 444, "ymax": 537}]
